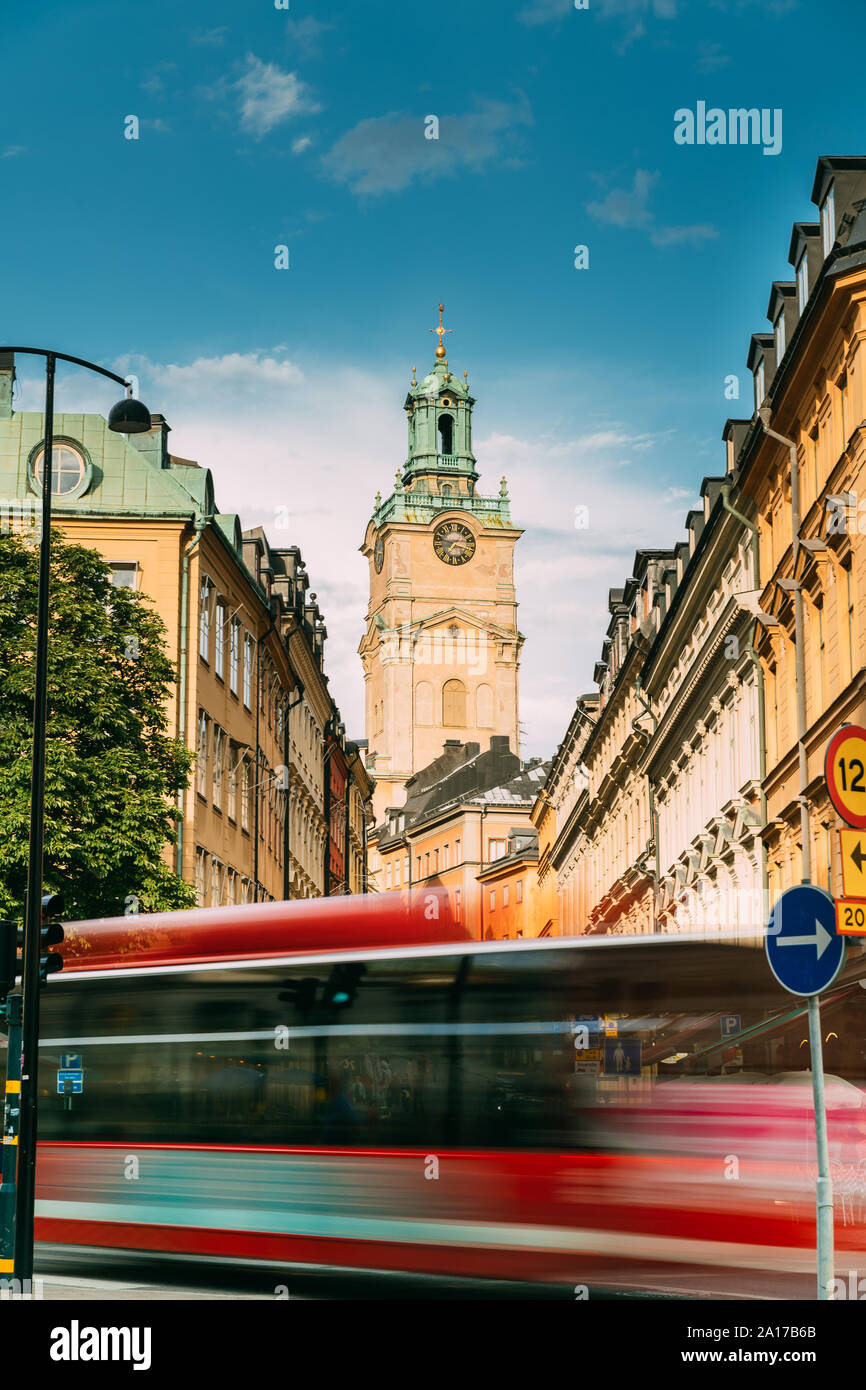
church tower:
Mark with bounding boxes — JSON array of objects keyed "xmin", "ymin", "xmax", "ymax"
[{"xmin": 359, "ymin": 307, "xmax": 523, "ymax": 827}]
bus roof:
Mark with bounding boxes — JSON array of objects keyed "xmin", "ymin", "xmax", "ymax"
[{"xmin": 59, "ymin": 891, "xmax": 472, "ymax": 972}]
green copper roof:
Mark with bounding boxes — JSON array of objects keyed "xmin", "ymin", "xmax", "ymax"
[
  {"xmin": 0, "ymin": 410, "xmax": 203, "ymax": 516},
  {"xmin": 407, "ymin": 357, "xmax": 472, "ymax": 403}
]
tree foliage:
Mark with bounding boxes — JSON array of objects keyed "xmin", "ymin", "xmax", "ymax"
[{"xmin": 0, "ymin": 529, "xmax": 196, "ymax": 920}]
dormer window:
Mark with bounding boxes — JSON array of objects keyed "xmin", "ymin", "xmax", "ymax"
[
  {"xmin": 753, "ymin": 359, "xmax": 766, "ymax": 412},
  {"xmin": 774, "ymin": 308, "xmax": 786, "ymax": 363},
  {"xmin": 796, "ymin": 251, "xmax": 809, "ymax": 314},
  {"xmin": 821, "ymin": 182, "xmax": 836, "ymax": 257},
  {"xmin": 29, "ymin": 438, "xmax": 91, "ymax": 500}
]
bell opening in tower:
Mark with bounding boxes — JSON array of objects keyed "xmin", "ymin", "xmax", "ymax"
[{"xmin": 438, "ymin": 413, "xmax": 454, "ymax": 455}]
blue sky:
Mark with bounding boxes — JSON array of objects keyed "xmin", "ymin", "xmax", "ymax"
[{"xmin": 3, "ymin": 0, "xmax": 865, "ymax": 755}]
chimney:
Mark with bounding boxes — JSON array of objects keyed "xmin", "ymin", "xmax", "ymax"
[
  {"xmin": 133, "ymin": 412, "xmax": 171, "ymax": 468},
  {"xmin": 489, "ymin": 734, "xmax": 516, "ymax": 781},
  {"xmin": 0, "ymin": 352, "xmax": 15, "ymax": 420}
]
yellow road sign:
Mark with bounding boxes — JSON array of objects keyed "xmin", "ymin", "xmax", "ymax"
[
  {"xmin": 840, "ymin": 829, "xmax": 866, "ymax": 898},
  {"xmin": 836, "ymin": 896, "xmax": 866, "ymax": 936},
  {"xmin": 825, "ymin": 725, "xmax": 866, "ymax": 828}
]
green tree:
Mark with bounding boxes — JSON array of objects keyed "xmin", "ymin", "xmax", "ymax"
[{"xmin": 0, "ymin": 528, "xmax": 196, "ymax": 920}]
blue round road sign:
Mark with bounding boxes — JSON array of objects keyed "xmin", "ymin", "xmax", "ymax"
[{"xmin": 766, "ymin": 884, "xmax": 847, "ymax": 996}]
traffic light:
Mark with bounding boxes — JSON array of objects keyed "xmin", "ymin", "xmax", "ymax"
[
  {"xmin": 278, "ymin": 964, "xmax": 364, "ymax": 1015},
  {"xmin": 278, "ymin": 977, "xmax": 319, "ymax": 1012},
  {"xmin": 322, "ymin": 963, "xmax": 364, "ymax": 1009},
  {"xmin": 0, "ymin": 921, "xmax": 17, "ymax": 1004},
  {"xmin": 39, "ymin": 893, "xmax": 64, "ymax": 986}
]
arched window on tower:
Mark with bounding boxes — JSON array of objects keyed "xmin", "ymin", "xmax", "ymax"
[
  {"xmin": 476, "ymin": 683, "xmax": 494, "ymax": 728},
  {"xmin": 415, "ymin": 681, "xmax": 434, "ymax": 725},
  {"xmin": 438, "ymin": 413, "xmax": 454, "ymax": 456},
  {"xmin": 441, "ymin": 482, "xmax": 453, "ymax": 496},
  {"xmin": 442, "ymin": 678, "xmax": 467, "ymax": 727}
]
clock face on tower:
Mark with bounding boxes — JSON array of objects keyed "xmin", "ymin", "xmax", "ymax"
[
  {"xmin": 374, "ymin": 535, "xmax": 385, "ymax": 572},
  {"xmin": 433, "ymin": 521, "xmax": 476, "ymax": 566}
]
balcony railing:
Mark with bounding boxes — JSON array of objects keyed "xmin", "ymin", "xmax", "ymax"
[
  {"xmin": 424, "ymin": 493, "xmax": 501, "ymax": 511},
  {"xmin": 404, "ymin": 453, "xmax": 465, "ymax": 469},
  {"xmin": 374, "ymin": 475, "xmax": 509, "ymax": 524}
]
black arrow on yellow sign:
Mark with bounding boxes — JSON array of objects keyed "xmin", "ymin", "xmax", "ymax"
[{"xmin": 852, "ymin": 842, "xmax": 866, "ymax": 874}]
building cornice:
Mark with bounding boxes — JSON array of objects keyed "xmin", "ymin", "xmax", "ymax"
[
  {"xmin": 644, "ymin": 600, "xmax": 749, "ymax": 775},
  {"xmin": 734, "ymin": 237, "xmax": 866, "ymax": 486}
]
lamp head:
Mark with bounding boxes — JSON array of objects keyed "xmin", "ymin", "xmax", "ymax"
[{"xmin": 108, "ymin": 389, "xmax": 152, "ymax": 435}]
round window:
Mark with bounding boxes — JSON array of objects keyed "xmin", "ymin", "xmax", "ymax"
[{"xmin": 30, "ymin": 441, "xmax": 89, "ymax": 498}]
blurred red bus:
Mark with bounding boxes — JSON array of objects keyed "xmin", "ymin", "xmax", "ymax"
[{"xmin": 18, "ymin": 891, "xmax": 866, "ymax": 1293}]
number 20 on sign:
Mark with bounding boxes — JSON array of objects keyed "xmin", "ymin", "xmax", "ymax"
[
  {"xmin": 825, "ymin": 725, "xmax": 866, "ymax": 829},
  {"xmin": 837, "ymin": 898, "xmax": 866, "ymax": 936}
]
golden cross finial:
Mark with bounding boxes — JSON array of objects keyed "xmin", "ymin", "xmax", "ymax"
[{"xmin": 429, "ymin": 302, "xmax": 452, "ymax": 359}]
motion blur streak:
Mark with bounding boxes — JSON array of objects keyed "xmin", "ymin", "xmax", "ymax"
[{"xmin": 14, "ymin": 894, "xmax": 866, "ymax": 1293}]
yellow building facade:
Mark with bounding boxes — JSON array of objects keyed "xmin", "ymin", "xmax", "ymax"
[
  {"xmin": 0, "ymin": 376, "xmax": 370, "ymax": 908},
  {"xmin": 740, "ymin": 156, "xmax": 866, "ymax": 901},
  {"xmin": 539, "ymin": 154, "xmax": 866, "ymax": 939}
]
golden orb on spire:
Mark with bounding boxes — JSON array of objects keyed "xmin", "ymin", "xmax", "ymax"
[{"xmin": 429, "ymin": 302, "xmax": 452, "ymax": 361}]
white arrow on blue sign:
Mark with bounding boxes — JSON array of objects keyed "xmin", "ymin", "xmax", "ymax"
[{"xmin": 766, "ymin": 884, "xmax": 847, "ymax": 996}]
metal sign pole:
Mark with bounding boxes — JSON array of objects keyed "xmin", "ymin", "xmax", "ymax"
[
  {"xmin": 0, "ymin": 993, "xmax": 23, "ymax": 1276},
  {"xmin": 766, "ymin": 883, "xmax": 845, "ymax": 1302},
  {"xmin": 807, "ymin": 994, "xmax": 834, "ymax": 1299}
]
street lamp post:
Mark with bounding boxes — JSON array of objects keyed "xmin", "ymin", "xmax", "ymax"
[{"xmin": 0, "ymin": 347, "xmax": 150, "ymax": 1282}]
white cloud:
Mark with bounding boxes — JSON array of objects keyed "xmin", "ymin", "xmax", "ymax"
[
  {"xmin": 587, "ymin": 169, "xmax": 657, "ymax": 229},
  {"xmin": 476, "ymin": 425, "xmax": 695, "ymax": 751},
  {"xmin": 110, "ymin": 352, "xmax": 401, "ymax": 742},
  {"xmin": 518, "ymin": 0, "xmax": 572, "ymax": 24},
  {"xmin": 234, "ymin": 55, "xmax": 319, "ymax": 138},
  {"xmin": 519, "ymin": 0, "xmax": 677, "ymax": 24},
  {"xmin": 599, "ymin": 0, "xmax": 678, "ymax": 14},
  {"xmin": 136, "ymin": 351, "xmax": 305, "ymax": 396},
  {"xmin": 323, "ymin": 95, "xmax": 532, "ymax": 196},
  {"xmin": 190, "ymin": 26, "xmax": 228, "ymax": 46},
  {"xmin": 283, "ymin": 17, "xmax": 333, "ymax": 53},
  {"xmin": 588, "ymin": 168, "xmax": 717, "ymax": 248},
  {"xmin": 2, "ymin": 145, "xmax": 26, "ymax": 158},
  {"xmin": 292, "ymin": 135, "xmax": 313, "ymax": 155},
  {"xmin": 695, "ymin": 40, "xmax": 731, "ymax": 71},
  {"xmin": 140, "ymin": 62, "xmax": 177, "ymax": 96},
  {"xmin": 650, "ymin": 222, "xmax": 717, "ymax": 247}
]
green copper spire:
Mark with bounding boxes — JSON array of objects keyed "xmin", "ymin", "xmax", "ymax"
[
  {"xmin": 371, "ymin": 307, "xmax": 513, "ymax": 531},
  {"xmin": 402, "ymin": 303, "xmax": 477, "ymax": 487}
]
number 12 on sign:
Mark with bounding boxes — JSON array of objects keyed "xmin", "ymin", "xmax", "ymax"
[{"xmin": 825, "ymin": 726, "xmax": 866, "ymax": 829}]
